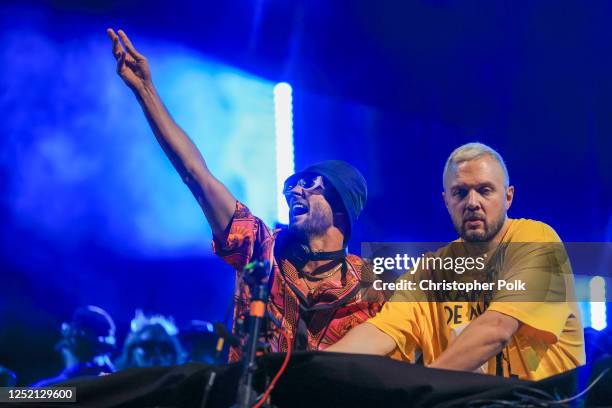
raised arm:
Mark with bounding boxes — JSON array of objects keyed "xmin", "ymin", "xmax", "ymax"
[{"xmin": 106, "ymin": 28, "xmax": 236, "ymax": 237}]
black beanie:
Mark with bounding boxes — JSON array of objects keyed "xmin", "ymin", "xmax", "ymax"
[{"xmin": 292, "ymin": 160, "xmax": 367, "ymax": 230}]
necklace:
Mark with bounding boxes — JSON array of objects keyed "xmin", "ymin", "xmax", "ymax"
[
  {"xmin": 302, "ymin": 262, "xmax": 343, "ymax": 281},
  {"xmin": 302, "ymin": 262, "xmax": 343, "ymax": 292}
]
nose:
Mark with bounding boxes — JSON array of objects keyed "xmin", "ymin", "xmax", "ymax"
[
  {"xmin": 466, "ymin": 189, "xmax": 481, "ymax": 211},
  {"xmin": 287, "ymin": 184, "xmax": 306, "ymax": 197}
]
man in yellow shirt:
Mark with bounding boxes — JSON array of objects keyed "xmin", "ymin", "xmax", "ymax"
[{"xmin": 328, "ymin": 142, "xmax": 585, "ymax": 380}]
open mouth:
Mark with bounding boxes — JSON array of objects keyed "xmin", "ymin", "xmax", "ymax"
[{"xmin": 290, "ymin": 201, "xmax": 309, "ymax": 217}]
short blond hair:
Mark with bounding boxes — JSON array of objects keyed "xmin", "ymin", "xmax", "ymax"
[{"xmin": 443, "ymin": 142, "xmax": 509, "ymax": 188}]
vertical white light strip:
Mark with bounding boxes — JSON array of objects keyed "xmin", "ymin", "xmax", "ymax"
[
  {"xmin": 274, "ymin": 82, "xmax": 295, "ymax": 224},
  {"xmin": 589, "ymin": 276, "xmax": 607, "ymax": 331}
]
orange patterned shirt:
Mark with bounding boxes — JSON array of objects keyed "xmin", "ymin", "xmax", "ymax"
[{"xmin": 213, "ymin": 201, "xmax": 384, "ymax": 362}]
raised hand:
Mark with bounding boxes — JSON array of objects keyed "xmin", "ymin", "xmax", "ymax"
[
  {"xmin": 107, "ymin": 28, "xmax": 151, "ymax": 93},
  {"xmin": 105, "ymin": 29, "xmax": 237, "ymax": 237}
]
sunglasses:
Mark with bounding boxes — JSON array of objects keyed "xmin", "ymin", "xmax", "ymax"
[{"xmin": 282, "ymin": 174, "xmax": 325, "ymax": 195}]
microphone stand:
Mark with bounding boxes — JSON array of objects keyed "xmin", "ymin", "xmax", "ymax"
[{"xmin": 236, "ymin": 260, "xmax": 271, "ymax": 408}]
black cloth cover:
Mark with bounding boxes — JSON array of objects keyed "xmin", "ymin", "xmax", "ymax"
[{"xmin": 15, "ymin": 353, "xmax": 611, "ymax": 407}]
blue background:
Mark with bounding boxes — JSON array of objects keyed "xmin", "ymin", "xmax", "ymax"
[{"xmin": 1, "ymin": 1, "xmax": 610, "ymax": 384}]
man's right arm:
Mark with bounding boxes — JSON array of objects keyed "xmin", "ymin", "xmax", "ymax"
[
  {"xmin": 107, "ymin": 28, "xmax": 236, "ymax": 238},
  {"xmin": 325, "ymin": 323, "xmax": 396, "ymax": 355}
]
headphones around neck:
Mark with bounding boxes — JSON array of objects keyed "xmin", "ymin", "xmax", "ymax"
[{"xmin": 275, "ymin": 229, "xmax": 347, "ymax": 269}]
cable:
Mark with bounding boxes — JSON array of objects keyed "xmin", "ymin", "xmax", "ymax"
[
  {"xmin": 252, "ymin": 328, "xmax": 293, "ymax": 408},
  {"xmin": 467, "ymin": 367, "xmax": 610, "ymax": 408},
  {"xmin": 514, "ymin": 367, "xmax": 610, "ymax": 406},
  {"xmin": 549, "ymin": 367, "xmax": 609, "ymax": 404},
  {"xmin": 200, "ymin": 370, "xmax": 217, "ymax": 408}
]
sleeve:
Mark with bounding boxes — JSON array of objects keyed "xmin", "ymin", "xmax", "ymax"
[
  {"xmin": 487, "ymin": 223, "xmax": 572, "ymax": 344},
  {"xmin": 366, "ymin": 278, "xmax": 425, "ymax": 362},
  {"xmin": 211, "ymin": 201, "xmax": 273, "ymax": 271},
  {"xmin": 487, "ymin": 302, "xmax": 570, "ymax": 344}
]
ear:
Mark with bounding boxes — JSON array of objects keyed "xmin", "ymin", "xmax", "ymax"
[
  {"xmin": 442, "ymin": 191, "xmax": 450, "ymax": 212},
  {"xmin": 505, "ymin": 185, "xmax": 514, "ymax": 210}
]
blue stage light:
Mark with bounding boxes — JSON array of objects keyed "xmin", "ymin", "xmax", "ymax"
[
  {"xmin": 1, "ymin": 30, "xmax": 279, "ymax": 258},
  {"xmin": 589, "ymin": 276, "xmax": 607, "ymax": 331},
  {"xmin": 273, "ymin": 82, "xmax": 295, "ymax": 224}
]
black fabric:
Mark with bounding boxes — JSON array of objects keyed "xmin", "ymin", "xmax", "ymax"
[
  {"xmin": 436, "ymin": 356, "xmax": 612, "ymax": 407},
  {"xmin": 293, "ymin": 311, "xmax": 311, "ymax": 351},
  {"xmin": 307, "ymin": 248, "xmax": 347, "ymax": 261},
  {"xmin": 294, "ymin": 160, "xmax": 367, "ymax": 230},
  {"xmin": 20, "ymin": 353, "xmax": 611, "ymax": 407},
  {"xmin": 274, "ymin": 229, "xmax": 347, "ymax": 268}
]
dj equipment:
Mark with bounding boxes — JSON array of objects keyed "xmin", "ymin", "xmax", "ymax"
[{"xmin": 56, "ymin": 353, "xmax": 612, "ymax": 408}]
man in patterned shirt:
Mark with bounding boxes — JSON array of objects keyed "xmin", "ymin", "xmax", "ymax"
[{"xmin": 108, "ymin": 29, "xmax": 384, "ymax": 361}]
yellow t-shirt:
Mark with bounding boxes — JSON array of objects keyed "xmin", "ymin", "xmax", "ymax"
[{"xmin": 368, "ymin": 218, "xmax": 585, "ymax": 381}]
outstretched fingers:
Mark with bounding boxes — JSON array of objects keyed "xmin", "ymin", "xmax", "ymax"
[
  {"xmin": 116, "ymin": 48, "xmax": 127, "ymax": 74},
  {"xmin": 117, "ymin": 29, "xmax": 145, "ymax": 61},
  {"xmin": 107, "ymin": 28, "xmax": 124, "ymax": 60}
]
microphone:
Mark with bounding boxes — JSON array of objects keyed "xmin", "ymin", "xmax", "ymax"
[{"xmin": 242, "ymin": 260, "xmax": 271, "ymax": 286}]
